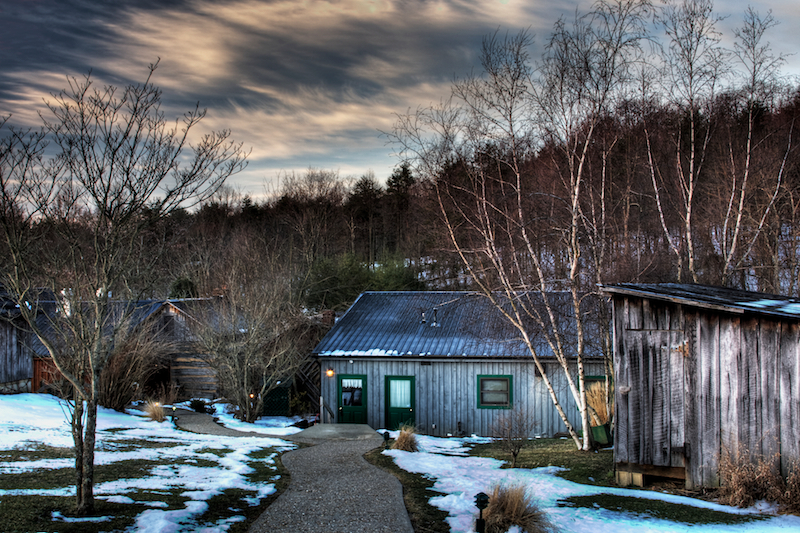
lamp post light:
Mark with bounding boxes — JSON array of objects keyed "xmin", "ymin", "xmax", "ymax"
[{"xmin": 475, "ymin": 492, "xmax": 489, "ymax": 533}]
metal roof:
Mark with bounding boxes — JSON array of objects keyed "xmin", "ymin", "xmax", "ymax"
[
  {"xmin": 313, "ymin": 291, "xmax": 604, "ymax": 359},
  {"xmin": 602, "ymin": 283, "xmax": 800, "ymax": 320}
]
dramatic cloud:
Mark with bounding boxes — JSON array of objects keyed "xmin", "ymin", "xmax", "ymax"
[{"xmin": 1, "ymin": 0, "xmax": 798, "ymax": 197}]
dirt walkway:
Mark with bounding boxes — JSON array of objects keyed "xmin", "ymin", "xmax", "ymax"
[{"xmin": 171, "ymin": 410, "xmax": 414, "ymax": 533}]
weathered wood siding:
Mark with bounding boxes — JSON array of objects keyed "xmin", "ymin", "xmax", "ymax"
[
  {"xmin": 613, "ymin": 294, "xmax": 800, "ymax": 488},
  {"xmin": 319, "ymin": 358, "xmax": 604, "ymax": 437},
  {"xmin": 0, "ymin": 321, "xmax": 31, "ymax": 387},
  {"xmin": 170, "ymin": 351, "xmax": 217, "ymax": 400}
]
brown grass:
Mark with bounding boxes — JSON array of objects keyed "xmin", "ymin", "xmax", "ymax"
[
  {"xmin": 586, "ymin": 381, "xmax": 612, "ymax": 426},
  {"xmin": 144, "ymin": 400, "xmax": 166, "ymax": 422},
  {"xmin": 719, "ymin": 447, "xmax": 785, "ymax": 508},
  {"xmin": 784, "ymin": 462, "xmax": 800, "ymax": 514},
  {"xmin": 391, "ymin": 425, "xmax": 419, "ymax": 452},
  {"xmin": 483, "ymin": 483, "xmax": 550, "ymax": 533}
]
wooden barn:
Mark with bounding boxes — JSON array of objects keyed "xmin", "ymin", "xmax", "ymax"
[
  {"xmin": 603, "ymin": 283, "xmax": 800, "ymax": 490},
  {"xmin": 0, "ymin": 291, "xmax": 32, "ymax": 393},
  {"xmin": 313, "ymin": 291, "xmax": 605, "ymax": 437}
]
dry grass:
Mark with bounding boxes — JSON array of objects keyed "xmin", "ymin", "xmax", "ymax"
[
  {"xmin": 586, "ymin": 381, "xmax": 612, "ymax": 426},
  {"xmin": 391, "ymin": 425, "xmax": 419, "ymax": 452},
  {"xmin": 719, "ymin": 447, "xmax": 788, "ymax": 509},
  {"xmin": 143, "ymin": 400, "xmax": 166, "ymax": 423},
  {"xmin": 784, "ymin": 462, "xmax": 800, "ymax": 514},
  {"xmin": 483, "ymin": 483, "xmax": 550, "ymax": 533}
]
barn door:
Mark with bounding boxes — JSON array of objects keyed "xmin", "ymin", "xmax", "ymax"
[
  {"xmin": 385, "ymin": 376, "xmax": 415, "ymax": 430},
  {"xmin": 626, "ymin": 330, "xmax": 686, "ymax": 469},
  {"xmin": 338, "ymin": 375, "xmax": 367, "ymax": 424}
]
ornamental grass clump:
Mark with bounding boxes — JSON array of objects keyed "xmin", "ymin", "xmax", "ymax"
[
  {"xmin": 586, "ymin": 381, "xmax": 612, "ymax": 426},
  {"xmin": 391, "ymin": 425, "xmax": 419, "ymax": 452},
  {"xmin": 483, "ymin": 483, "xmax": 550, "ymax": 533},
  {"xmin": 144, "ymin": 399, "xmax": 166, "ymax": 422}
]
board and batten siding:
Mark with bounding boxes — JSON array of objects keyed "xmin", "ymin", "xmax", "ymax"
[
  {"xmin": 0, "ymin": 321, "xmax": 31, "ymax": 390},
  {"xmin": 613, "ymin": 294, "xmax": 800, "ymax": 489},
  {"xmin": 320, "ymin": 358, "xmax": 604, "ymax": 438}
]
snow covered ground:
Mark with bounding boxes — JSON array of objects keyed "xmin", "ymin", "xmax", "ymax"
[
  {"xmin": 2, "ymin": 394, "xmax": 800, "ymax": 532},
  {"xmin": 0, "ymin": 394, "xmax": 296, "ymax": 531},
  {"xmin": 382, "ymin": 431, "xmax": 800, "ymax": 533}
]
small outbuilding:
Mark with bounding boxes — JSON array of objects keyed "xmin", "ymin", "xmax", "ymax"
[
  {"xmin": 313, "ymin": 291, "xmax": 605, "ymax": 437},
  {"xmin": 602, "ymin": 283, "xmax": 800, "ymax": 489}
]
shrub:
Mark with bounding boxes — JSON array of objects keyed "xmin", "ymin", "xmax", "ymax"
[
  {"xmin": 719, "ymin": 446, "xmax": 785, "ymax": 507},
  {"xmin": 144, "ymin": 400, "xmax": 166, "ymax": 422},
  {"xmin": 784, "ymin": 462, "xmax": 800, "ymax": 514},
  {"xmin": 490, "ymin": 409, "xmax": 533, "ymax": 468},
  {"xmin": 392, "ymin": 425, "xmax": 419, "ymax": 452},
  {"xmin": 190, "ymin": 399, "xmax": 211, "ymax": 414},
  {"xmin": 153, "ymin": 382, "xmax": 179, "ymax": 407},
  {"xmin": 483, "ymin": 483, "xmax": 550, "ymax": 533}
]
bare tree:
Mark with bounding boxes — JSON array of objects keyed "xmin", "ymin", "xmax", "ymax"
[
  {"xmin": 645, "ymin": 0, "xmax": 725, "ymax": 282},
  {"xmin": 713, "ymin": 8, "xmax": 792, "ymax": 287},
  {"xmin": 392, "ymin": 0, "xmax": 648, "ymax": 450},
  {"xmin": 189, "ymin": 235, "xmax": 318, "ymax": 423},
  {"xmin": 0, "ymin": 63, "xmax": 248, "ymax": 515}
]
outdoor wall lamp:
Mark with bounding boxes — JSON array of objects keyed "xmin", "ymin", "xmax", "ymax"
[{"xmin": 326, "ymin": 368, "xmax": 334, "ymax": 377}]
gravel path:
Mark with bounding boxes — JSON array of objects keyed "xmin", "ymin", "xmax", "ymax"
[{"xmin": 171, "ymin": 410, "xmax": 414, "ymax": 533}]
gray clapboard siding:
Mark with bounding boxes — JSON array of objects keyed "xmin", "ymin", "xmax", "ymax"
[{"xmin": 321, "ymin": 358, "xmax": 603, "ymax": 437}]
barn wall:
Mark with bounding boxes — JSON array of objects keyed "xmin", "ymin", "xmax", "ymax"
[
  {"xmin": 0, "ymin": 321, "xmax": 32, "ymax": 389},
  {"xmin": 613, "ymin": 294, "xmax": 800, "ymax": 488},
  {"xmin": 319, "ymin": 358, "xmax": 604, "ymax": 437}
]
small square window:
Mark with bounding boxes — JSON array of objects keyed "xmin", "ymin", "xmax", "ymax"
[{"xmin": 478, "ymin": 375, "xmax": 512, "ymax": 409}]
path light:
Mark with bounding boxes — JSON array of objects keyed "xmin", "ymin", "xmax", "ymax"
[
  {"xmin": 475, "ymin": 492, "xmax": 489, "ymax": 533},
  {"xmin": 383, "ymin": 431, "xmax": 391, "ymax": 449},
  {"xmin": 326, "ymin": 368, "xmax": 334, "ymax": 377}
]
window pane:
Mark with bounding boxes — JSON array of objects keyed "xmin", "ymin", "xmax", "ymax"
[
  {"xmin": 482, "ymin": 391, "xmax": 508, "ymax": 404},
  {"xmin": 390, "ymin": 380, "xmax": 411, "ymax": 408},
  {"xmin": 481, "ymin": 379, "xmax": 508, "ymax": 392},
  {"xmin": 342, "ymin": 378, "xmax": 363, "ymax": 406}
]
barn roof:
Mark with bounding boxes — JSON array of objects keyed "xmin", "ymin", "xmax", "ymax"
[
  {"xmin": 313, "ymin": 291, "xmax": 604, "ymax": 359},
  {"xmin": 602, "ymin": 283, "xmax": 800, "ymax": 320}
]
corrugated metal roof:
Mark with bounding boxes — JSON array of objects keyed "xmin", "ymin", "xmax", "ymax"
[
  {"xmin": 602, "ymin": 283, "xmax": 800, "ymax": 320},
  {"xmin": 314, "ymin": 291, "xmax": 604, "ymax": 358}
]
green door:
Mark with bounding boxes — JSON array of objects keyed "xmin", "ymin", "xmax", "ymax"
[
  {"xmin": 385, "ymin": 376, "xmax": 415, "ymax": 429},
  {"xmin": 338, "ymin": 375, "xmax": 367, "ymax": 424}
]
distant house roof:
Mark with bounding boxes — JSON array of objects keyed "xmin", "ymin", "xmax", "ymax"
[
  {"xmin": 602, "ymin": 283, "xmax": 800, "ymax": 320},
  {"xmin": 313, "ymin": 291, "xmax": 604, "ymax": 359}
]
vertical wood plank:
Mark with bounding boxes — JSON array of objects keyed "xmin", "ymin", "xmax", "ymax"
[
  {"xmin": 760, "ymin": 320, "xmax": 781, "ymax": 459},
  {"xmin": 684, "ymin": 312, "xmax": 699, "ymax": 490},
  {"xmin": 719, "ymin": 316, "xmax": 741, "ymax": 458},
  {"xmin": 697, "ymin": 312, "xmax": 721, "ymax": 487},
  {"xmin": 740, "ymin": 317, "xmax": 761, "ymax": 459},
  {"xmin": 779, "ymin": 322, "xmax": 800, "ymax": 477}
]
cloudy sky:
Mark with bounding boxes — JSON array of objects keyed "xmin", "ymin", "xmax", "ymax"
[{"xmin": 2, "ymin": 0, "xmax": 799, "ymax": 198}]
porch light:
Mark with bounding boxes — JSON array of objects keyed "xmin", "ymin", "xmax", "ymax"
[{"xmin": 326, "ymin": 368, "xmax": 334, "ymax": 377}]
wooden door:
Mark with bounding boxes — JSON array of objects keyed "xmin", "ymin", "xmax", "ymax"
[
  {"xmin": 625, "ymin": 330, "xmax": 686, "ymax": 468},
  {"xmin": 385, "ymin": 376, "xmax": 415, "ymax": 429},
  {"xmin": 338, "ymin": 374, "xmax": 367, "ymax": 424}
]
